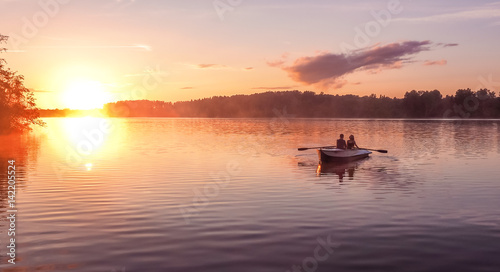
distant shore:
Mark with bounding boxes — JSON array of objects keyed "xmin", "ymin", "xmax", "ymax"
[{"xmin": 39, "ymin": 90, "xmax": 500, "ymax": 119}]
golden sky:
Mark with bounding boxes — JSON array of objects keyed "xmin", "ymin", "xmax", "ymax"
[{"xmin": 2, "ymin": 0, "xmax": 500, "ymax": 109}]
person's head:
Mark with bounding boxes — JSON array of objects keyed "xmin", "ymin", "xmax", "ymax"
[
  {"xmin": 349, "ymin": 135, "xmax": 354, "ymax": 140},
  {"xmin": 339, "ymin": 134, "xmax": 344, "ymax": 139}
]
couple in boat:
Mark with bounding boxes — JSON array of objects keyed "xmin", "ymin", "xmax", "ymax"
[{"xmin": 336, "ymin": 134, "xmax": 358, "ymax": 150}]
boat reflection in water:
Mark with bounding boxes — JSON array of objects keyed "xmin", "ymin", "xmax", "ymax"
[{"xmin": 316, "ymin": 157, "xmax": 369, "ymax": 181}]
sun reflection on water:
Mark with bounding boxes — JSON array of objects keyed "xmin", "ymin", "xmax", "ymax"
[
  {"xmin": 61, "ymin": 117, "xmax": 109, "ymax": 151},
  {"xmin": 45, "ymin": 117, "xmax": 125, "ymax": 171}
]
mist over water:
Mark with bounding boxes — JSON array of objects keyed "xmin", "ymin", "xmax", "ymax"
[{"xmin": 1, "ymin": 118, "xmax": 499, "ymax": 272}]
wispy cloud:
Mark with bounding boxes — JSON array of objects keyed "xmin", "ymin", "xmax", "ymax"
[
  {"xmin": 395, "ymin": 4, "xmax": 500, "ymax": 23},
  {"xmin": 185, "ymin": 63, "xmax": 253, "ymax": 71},
  {"xmin": 424, "ymin": 59, "xmax": 447, "ymax": 66},
  {"xmin": 197, "ymin": 63, "xmax": 228, "ymax": 69},
  {"xmin": 267, "ymin": 52, "xmax": 290, "ymax": 67},
  {"xmin": 271, "ymin": 41, "xmax": 455, "ymax": 90},
  {"xmin": 181, "ymin": 87, "xmax": 194, "ymax": 89}
]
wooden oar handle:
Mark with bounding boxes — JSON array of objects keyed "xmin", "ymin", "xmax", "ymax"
[{"xmin": 298, "ymin": 146, "xmax": 336, "ymax": 151}]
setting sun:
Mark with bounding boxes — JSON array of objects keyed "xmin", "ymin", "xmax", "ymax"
[{"xmin": 63, "ymin": 80, "xmax": 111, "ymax": 110}]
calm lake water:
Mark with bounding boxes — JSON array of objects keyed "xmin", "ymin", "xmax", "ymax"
[{"xmin": 1, "ymin": 118, "xmax": 500, "ymax": 272}]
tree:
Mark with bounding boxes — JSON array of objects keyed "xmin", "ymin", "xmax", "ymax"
[
  {"xmin": 454, "ymin": 88, "xmax": 474, "ymax": 106},
  {"xmin": 403, "ymin": 90, "xmax": 424, "ymax": 117},
  {"xmin": 402, "ymin": 90, "xmax": 443, "ymax": 117},
  {"xmin": 0, "ymin": 35, "xmax": 44, "ymax": 134},
  {"xmin": 420, "ymin": 90, "xmax": 442, "ymax": 117}
]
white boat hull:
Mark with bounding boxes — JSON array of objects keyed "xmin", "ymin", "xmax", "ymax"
[{"xmin": 317, "ymin": 148, "xmax": 372, "ymax": 163}]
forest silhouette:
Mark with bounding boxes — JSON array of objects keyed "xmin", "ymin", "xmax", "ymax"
[{"xmin": 44, "ymin": 89, "xmax": 499, "ymax": 119}]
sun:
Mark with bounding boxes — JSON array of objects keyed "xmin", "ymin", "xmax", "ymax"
[{"xmin": 63, "ymin": 80, "xmax": 111, "ymax": 110}]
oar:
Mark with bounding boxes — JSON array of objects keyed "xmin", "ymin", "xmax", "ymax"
[
  {"xmin": 360, "ymin": 148, "xmax": 388, "ymax": 153},
  {"xmin": 298, "ymin": 146, "xmax": 335, "ymax": 151}
]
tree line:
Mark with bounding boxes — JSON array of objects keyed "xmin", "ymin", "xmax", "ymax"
[
  {"xmin": 1, "ymin": 35, "xmax": 44, "ymax": 134},
  {"xmin": 95, "ymin": 89, "xmax": 500, "ymax": 118}
]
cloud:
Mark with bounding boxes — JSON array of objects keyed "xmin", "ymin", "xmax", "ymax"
[
  {"xmin": 267, "ymin": 59, "xmax": 287, "ymax": 67},
  {"xmin": 266, "ymin": 52, "xmax": 290, "ymax": 67},
  {"xmin": 424, "ymin": 59, "xmax": 447, "ymax": 66},
  {"xmin": 272, "ymin": 41, "xmax": 438, "ymax": 89},
  {"xmin": 191, "ymin": 63, "xmax": 252, "ymax": 70},
  {"xmin": 434, "ymin": 43, "xmax": 459, "ymax": 48},
  {"xmin": 190, "ymin": 63, "xmax": 252, "ymax": 70},
  {"xmin": 394, "ymin": 5, "xmax": 500, "ymax": 23},
  {"xmin": 197, "ymin": 63, "xmax": 228, "ymax": 69},
  {"xmin": 198, "ymin": 64, "xmax": 217, "ymax": 68},
  {"xmin": 181, "ymin": 87, "xmax": 194, "ymax": 89}
]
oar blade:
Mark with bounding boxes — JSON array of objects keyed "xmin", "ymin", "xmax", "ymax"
[{"xmin": 360, "ymin": 148, "xmax": 388, "ymax": 153}]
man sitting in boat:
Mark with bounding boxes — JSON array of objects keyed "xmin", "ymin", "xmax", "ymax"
[
  {"xmin": 336, "ymin": 134, "xmax": 347, "ymax": 149},
  {"xmin": 347, "ymin": 135, "xmax": 359, "ymax": 149}
]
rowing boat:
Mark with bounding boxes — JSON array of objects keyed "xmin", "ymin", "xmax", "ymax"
[{"xmin": 317, "ymin": 148, "xmax": 372, "ymax": 163}]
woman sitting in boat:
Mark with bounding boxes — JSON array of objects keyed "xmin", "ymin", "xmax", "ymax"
[
  {"xmin": 336, "ymin": 134, "xmax": 347, "ymax": 149},
  {"xmin": 347, "ymin": 135, "xmax": 359, "ymax": 149}
]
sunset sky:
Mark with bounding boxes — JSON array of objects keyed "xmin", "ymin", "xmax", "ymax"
[{"xmin": 2, "ymin": 0, "xmax": 500, "ymax": 109}]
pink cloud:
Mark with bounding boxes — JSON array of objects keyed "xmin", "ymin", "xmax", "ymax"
[
  {"xmin": 266, "ymin": 52, "xmax": 290, "ymax": 67},
  {"xmin": 197, "ymin": 64, "xmax": 227, "ymax": 69},
  {"xmin": 270, "ymin": 41, "xmax": 453, "ymax": 89},
  {"xmin": 424, "ymin": 59, "xmax": 448, "ymax": 66}
]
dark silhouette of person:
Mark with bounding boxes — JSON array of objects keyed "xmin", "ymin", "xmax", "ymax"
[
  {"xmin": 335, "ymin": 168, "xmax": 345, "ymax": 180},
  {"xmin": 347, "ymin": 135, "xmax": 359, "ymax": 149},
  {"xmin": 336, "ymin": 134, "xmax": 347, "ymax": 149}
]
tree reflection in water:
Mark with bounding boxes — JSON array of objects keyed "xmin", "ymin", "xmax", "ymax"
[{"xmin": 0, "ymin": 133, "xmax": 41, "ymax": 209}]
